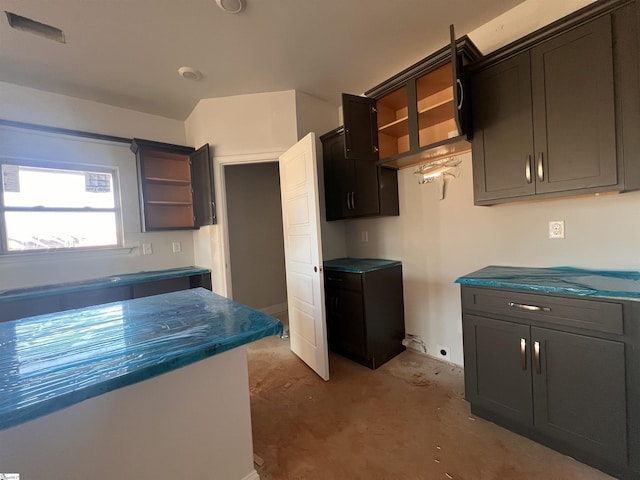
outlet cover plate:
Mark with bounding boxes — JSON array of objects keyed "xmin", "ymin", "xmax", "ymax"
[{"xmin": 549, "ymin": 221, "xmax": 565, "ymax": 239}]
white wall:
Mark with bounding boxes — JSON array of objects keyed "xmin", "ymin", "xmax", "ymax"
[
  {"xmin": 0, "ymin": 83, "xmax": 196, "ymax": 290},
  {"xmin": 185, "ymin": 90, "xmax": 342, "ymax": 296},
  {"xmin": 347, "ymin": 156, "xmax": 640, "ymax": 365},
  {"xmin": 345, "ymin": 0, "xmax": 634, "ymax": 366}
]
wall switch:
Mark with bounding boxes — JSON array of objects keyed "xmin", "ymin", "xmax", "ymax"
[
  {"xmin": 361, "ymin": 231, "xmax": 369, "ymax": 243},
  {"xmin": 142, "ymin": 243, "xmax": 153, "ymax": 255},
  {"xmin": 548, "ymin": 220, "xmax": 565, "ymax": 239},
  {"xmin": 172, "ymin": 241, "xmax": 182, "ymax": 253}
]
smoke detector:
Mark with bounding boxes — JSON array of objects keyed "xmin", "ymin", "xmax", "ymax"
[
  {"xmin": 178, "ymin": 66, "xmax": 203, "ymax": 81},
  {"xmin": 215, "ymin": 0, "xmax": 245, "ymax": 14}
]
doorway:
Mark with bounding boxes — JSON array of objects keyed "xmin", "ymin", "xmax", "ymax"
[{"xmin": 224, "ymin": 162, "xmax": 288, "ymax": 318}]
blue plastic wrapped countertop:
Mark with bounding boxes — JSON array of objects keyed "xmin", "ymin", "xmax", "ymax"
[
  {"xmin": 323, "ymin": 257, "xmax": 402, "ymax": 273},
  {"xmin": 455, "ymin": 265, "xmax": 640, "ymax": 299},
  {"xmin": 0, "ymin": 288, "xmax": 283, "ymax": 430}
]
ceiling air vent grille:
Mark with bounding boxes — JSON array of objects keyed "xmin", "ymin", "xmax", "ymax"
[{"xmin": 4, "ymin": 12, "xmax": 65, "ymax": 43}]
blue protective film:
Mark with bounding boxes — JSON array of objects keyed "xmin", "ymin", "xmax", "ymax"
[
  {"xmin": 0, "ymin": 266, "xmax": 210, "ymax": 302},
  {"xmin": 0, "ymin": 288, "xmax": 283, "ymax": 430},
  {"xmin": 324, "ymin": 257, "xmax": 402, "ymax": 273},
  {"xmin": 455, "ymin": 265, "xmax": 640, "ymax": 299}
]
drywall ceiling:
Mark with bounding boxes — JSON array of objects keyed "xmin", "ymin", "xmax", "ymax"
[{"xmin": 0, "ymin": 0, "xmax": 526, "ymax": 120}]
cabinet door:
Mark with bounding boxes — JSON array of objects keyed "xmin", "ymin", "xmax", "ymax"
[
  {"xmin": 531, "ymin": 327, "xmax": 627, "ymax": 465},
  {"xmin": 191, "ymin": 144, "xmax": 216, "ymax": 227},
  {"xmin": 352, "ymin": 159, "xmax": 380, "ymax": 217},
  {"xmin": 531, "ymin": 15, "xmax": 617, "ymax": 194},
  {"xmin": 471, "ymin": 52, "xmax": 536, "ymax": 203},
  {"xmin": 463, "ymin": 315, "xmax": 534, "ymax": 426},
  {"xmin": 321, "ymin": 131, "xmax": 352, "ymax": 221},
  {"xmin": 342, "ymin": 94, "xmax": 379, "ymax": 161},
  {"xmin": 326, "ymin": 287, "xmax": 366, "ymax": 360},
  {"xmin": 450, "ymin": 24, "xmax": 464, "ymax": 135}
]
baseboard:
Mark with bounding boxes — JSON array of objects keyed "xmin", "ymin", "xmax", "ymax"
[
  {"xmin": 259, "ymin": 302, "xmax": 287, "ymax": 315},
  {"xmin": 240, "ymin": 469, "xmax": 260, "ymax": 480}
]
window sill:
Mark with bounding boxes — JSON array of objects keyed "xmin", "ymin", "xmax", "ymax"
[{"xmin": 0, "ymin": 246, "xmax": 136, "ymax": 262}]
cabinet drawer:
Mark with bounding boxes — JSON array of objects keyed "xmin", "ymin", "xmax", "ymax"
[
  {"xmin": 461, "ymin": 287, "xmax": 623, "ymax": 335},
  {"xmin": 324, "ymin": 270, "xmax": 362, "ymax": 292}
]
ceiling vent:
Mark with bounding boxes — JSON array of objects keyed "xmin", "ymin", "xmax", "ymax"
[
  {"xmin": 5, "ymin": 11, "xmax": 65, "ymax": 43},
  {"xmin": 215, "ymin": 0, "xmax": 245, "ymax": 14}
]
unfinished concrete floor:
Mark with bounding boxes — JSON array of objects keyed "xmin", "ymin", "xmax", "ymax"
[{"xmin": 247, "ymin": 334, "xmax": 615, "ymax": 480}]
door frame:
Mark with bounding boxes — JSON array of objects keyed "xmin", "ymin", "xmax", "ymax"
[{"xmin": 214, "ymin": 151, "xmax": 286, "ymax": 299}]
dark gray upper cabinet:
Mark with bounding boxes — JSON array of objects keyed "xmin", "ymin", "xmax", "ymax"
[
  {"xmin": 321, "ymin": 127, "xmax": 398, "ymax": 221},
  {"xmin": 471, "ymin": 0, "xmax": 640, "ymax": 205},
  {"xmin": 131, "ymin": 138, "xmax": 215, "ymax": 231},
  {"xmin": 472, "ymin": 52, "xmax": 535, "ymax": 202},
  {"xmin": 190, "ymin": 144, "xmax": 216, "ymax": 226},
  {"xmin": 342, "ymin": 94, "xmax": 378, "ymax": 161},
  {"xmin": 342, "ymin": 29, "xmax": 481, "ymax": 170}
]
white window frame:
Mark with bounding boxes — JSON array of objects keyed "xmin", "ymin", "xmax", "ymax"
[{"xmin": 0, "ymin": 159, "xmax": 124, "ymax": 254}]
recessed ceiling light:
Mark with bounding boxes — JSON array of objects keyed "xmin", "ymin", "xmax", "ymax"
[
  {"xmin": 5, "ymin": 11, "xmax": 65, "ymax": 43},
  {"xmin": 178, "ymin": 66, "xmax": 203, "ymax": 81},
  {"xmin": 215, "ymin": 0, "xmax": 245, "ymax": 14}
]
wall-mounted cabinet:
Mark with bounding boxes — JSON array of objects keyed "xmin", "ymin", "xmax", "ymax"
[
  {"xmin": 342, "ymin": 26, "xmax": 481, "ymax": 170},
  {"xmin": 471, "ymin": 0, "xmax": 640, "ymax": 205},
  {"xmin": 131, "ymin": 139, "xmax": 215, "ymax": 231},
  {"xmin": 321, "ymin": 127, "xmax": 399, "ymax": 221}
]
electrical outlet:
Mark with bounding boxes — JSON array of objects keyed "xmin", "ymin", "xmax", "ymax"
[
  {"xmin": 436, "ymin": 345, "xmax": 450, "ymax": 359},
  {"xmin": 142, "ymin": 243, "xmax": 153, "ymax": 255},
  {"xmin": 172, "ymin": 241, "xmax": 182, "ymax": 253},
  {"xmin": 361, "ymin": 231, "xmax": 368, "ymax": 243},
  {"xmin": 549, "ymin": 221, "xmax": 565, "ymax": 239}
]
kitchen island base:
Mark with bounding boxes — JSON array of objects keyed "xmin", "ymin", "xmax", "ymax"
[{"xmin": 0, "ymin": 346, "xmax": 259, "ymax": 480}]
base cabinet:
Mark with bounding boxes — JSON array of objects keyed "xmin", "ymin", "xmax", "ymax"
[
  {"xmin": 325, "ymin": 264, "xmax": 405, "ymax": 369},
  {"xmin": 461, "ymin": 285, "xmax": 638, "ymax": 479}
]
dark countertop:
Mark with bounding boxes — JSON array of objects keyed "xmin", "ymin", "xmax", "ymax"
[
  {"xmin": 455, "ymin": 265, "xmax": 640, "ymax": 299},
  {"xmin": 0, "ymin": 266, "xmax": 210, "ymax": 303},
  {"xmin": 0, "ymin": 288, "xmax": 283, "ymax": 430},
  {"xmin": 323, "ymin": 257, "xmax": 402, "ymax": 273}
]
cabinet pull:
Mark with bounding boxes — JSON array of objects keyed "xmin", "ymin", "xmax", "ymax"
[
  {"xmin": 525, "ymin": 155, "xmax": 532, "ymax": 183},
  {"xmin": 346, "ymin": 193, "xmax": 351, "ymax": 210},
  {"xmin": 537, "ymin": 152, "xmax": 544, "ymax": 181},
  {"xmin": 508, "ymin": 302, "xmax": 551, "ymax": 312},
  {"xmin": 534, "ymin": 341, "xmax": 541, "ymax": 374},
  {"xmin": 520, "ymin": 338, "xmax": 527, "ymax": 370},
  {"xmin": 456, "ymin": 79, "xmax": 464, "ymax": 111},
  {"xmin": 351, "ymin": 192, "xmax": 356, "ymax": 210},
  {"xmin": 327, "ymin": 277, "xmax": 343, "ymax": 282}
]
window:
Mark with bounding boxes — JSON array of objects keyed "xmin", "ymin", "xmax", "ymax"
[{"xmin": 0, "ymin": 161, "xmax": 122, "ymax": 253}]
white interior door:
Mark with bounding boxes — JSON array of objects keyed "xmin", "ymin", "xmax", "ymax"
[{"xmin": 279, "ymin": 132, "xmax": 329, "ymax": 381}]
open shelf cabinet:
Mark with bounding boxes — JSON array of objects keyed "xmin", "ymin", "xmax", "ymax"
[{"xmin": 131, "ymin": 139, "xmax": 215, "ymax": 231}]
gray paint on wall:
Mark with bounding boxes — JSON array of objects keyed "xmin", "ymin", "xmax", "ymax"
[{"xmin": 225, "ymin": 162, "xmax": 287, "ymax": 310}]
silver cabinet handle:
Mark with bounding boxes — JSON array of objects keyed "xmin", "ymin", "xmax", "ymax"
[
  {"xmin": 346, "ymin": 193, "xmax": 351, "ymax": 210},
  {"xmin": 534, "ymin": 341, "xmax": 541, "ymax": 375},
  {"xmin": 351, "ymin": 192, "xmax": 355, "ymax": 210},
  {"xmin": 537, "ymin": 152, "xmax": 544, "ymax": 181},
  {"xmin": 520, "ymin": 338, "xmax": 527, "ymax": 370},
  {"xmin": 457, "ymin": 78, "xmax": 464, "ymax": 111},
  {"xmin": 525, "ymin": 155, "xmax": 532, "ymax": 184},
  {"xmin": 508, "ymin": 302, "xmax": 551, "ymax": 312}
]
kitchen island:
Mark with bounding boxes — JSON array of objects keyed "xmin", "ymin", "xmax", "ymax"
[{"xmin": 0, "ymin": 287, "xmax": 283, "ymax": 480}]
